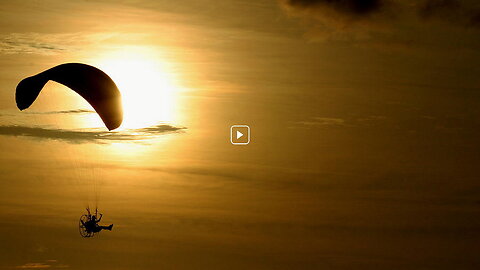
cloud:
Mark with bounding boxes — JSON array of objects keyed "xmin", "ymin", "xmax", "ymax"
[
  {"xmin": 0, "ymin": 32, "xmax": 132, "ymax": 55},
  {"xmin": 0, "ymin": 109, "xmax": 95, "ymax": 118},
  {"xmin": 16, "ymin": 260, "xmax": 69, "ymax": 269},
  {"xmin": 418, "ymin": 0, "xmax": 480, "ymax": 28},
  {"xmin": 280, "ymin": 0, "xmax": 391, "ymax": 33},
  {"xmin": 0, "ymin": 33, "xmax": 66, "ymax": 54},
  {"xmin": 297, "ymin": 117, "xmax": 346, "ymax": 126},
  {"xmin": 280, "ymin": 0, "xmax": 480, "ymax": 39},
  {"xmin": 0, "ymin": 124, "xmax": 186, "ymax": 144},
  {"xmin": 285, "ymin": 0, "xmax": 384, "ymax": 17},
  {"xmin": 23, "ymin": 109, "xmax": 95, "ymax": 115},
  {"xmin": 16, "ymin": 263, "xmax": 51, "ymax": 269},
  {"xmin": 294, "ymin": 115, "xmax": 388, "ymax": 128}
]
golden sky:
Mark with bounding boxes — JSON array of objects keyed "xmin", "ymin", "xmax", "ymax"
[{"xmin": 1, "ymin": 0, "xmax": 480, "ymax": 269}]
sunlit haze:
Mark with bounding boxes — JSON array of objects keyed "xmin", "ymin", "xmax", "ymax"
[{"xmin": 1, "ymin": 0, "xmax": 480, "ymax": 269}]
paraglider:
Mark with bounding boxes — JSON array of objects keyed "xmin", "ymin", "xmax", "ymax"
[
  {"xmin": 15, "ymin": 63, "xmax": 122, "ymax": 238},
  {"xmin": 15, "ymin": 63, "xmax": 123, "ymax": 130}
]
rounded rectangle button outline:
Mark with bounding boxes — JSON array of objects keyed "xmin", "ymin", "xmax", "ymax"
[{"xmin": 230, "ymin": 125, "xmax": 250, "ymax": 145}]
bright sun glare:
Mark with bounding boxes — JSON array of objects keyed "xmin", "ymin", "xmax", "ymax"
[{"xmin": 93, "ymin": 48, "xmax": 181, "ymax": 130}]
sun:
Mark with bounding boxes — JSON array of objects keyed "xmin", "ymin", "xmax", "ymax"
[{"xmin": 92, "ymin": 47, "xmax": 182, "ymax": 130}]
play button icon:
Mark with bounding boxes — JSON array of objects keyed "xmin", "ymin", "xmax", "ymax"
[
  {"xmin": 231, "ymin": 125, "xmax": 250, "ymax": 145},
  {"xmin": 236, "ymin": 130, "xmax": 244, "ymax": 139}
]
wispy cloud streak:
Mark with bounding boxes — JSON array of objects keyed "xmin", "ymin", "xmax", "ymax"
[
  {"xmin": 16, "ymin": 259, "xmax": 69, "ymax": 269},
  {"xmin": 0, "ymin": 32, "xmax": 133, "ymax": 55},
  {"xmin": 23, "ymin": 109, "xmax": 95, "ymax": 115},
  {"xmin": 0, "ymin": 124, "xmax": 186, "ymax": 144}
]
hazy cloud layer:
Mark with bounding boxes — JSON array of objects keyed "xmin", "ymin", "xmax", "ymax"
[{"xmin": 0, "ymin": 124, "xmax": 185, "ymax": 143}]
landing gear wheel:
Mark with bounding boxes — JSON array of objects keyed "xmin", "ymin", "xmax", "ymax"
[{"xmin": 79, "ymin": 214, "xmax": 95, "ymax": 238}]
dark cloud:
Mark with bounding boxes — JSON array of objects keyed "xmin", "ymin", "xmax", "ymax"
[
  {"xmin": 280, "ymin": 0, "xmax": 480, "ymax": 35},
  {"xmin": 285, "ymin": 0, "xmax": 383, "ymax": 16},
  {"xmin": 0, "ymin": 124, "xmax": 185, "ymax": 144},
  {"xmin": 418, "ymin": 0, "xmax": 480, "ymax": 28},
  {"xmin": 279, "ymin": 0, "xmax": 393, "ymax": 41},
  {"xmin": 419, "ymin": 0, "xmax": 461, "ymax": 17}
]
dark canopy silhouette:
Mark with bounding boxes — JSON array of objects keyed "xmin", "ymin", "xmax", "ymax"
[{"xmin": 16, "ymin": 63, "xmax": 123, "ymax": 130}]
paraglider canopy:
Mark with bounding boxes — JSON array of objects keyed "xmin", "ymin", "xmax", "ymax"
[{"xmin": 15, "ymin": 63, "xmax": 123, "ymax": 130}]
